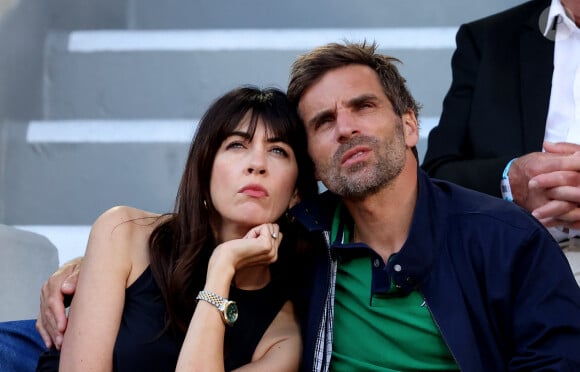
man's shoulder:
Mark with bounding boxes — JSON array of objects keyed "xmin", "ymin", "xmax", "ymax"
[
  {"xmin": 426, "ymin": 178, "xmax": 558, "ymax": 263},
  {"xmin": 430, "ymin": 177, "xmax": 540, "ymax": 231}
]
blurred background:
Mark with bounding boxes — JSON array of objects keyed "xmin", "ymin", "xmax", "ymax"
[{"xmin": 1, "ymin": 0, "xmax": 526, "ymax": 265}]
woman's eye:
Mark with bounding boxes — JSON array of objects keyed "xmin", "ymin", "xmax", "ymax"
[
  {"xmin": 271, "ymin": 146, "xmax": 289, "ymax": 157},
  {"xmin": 225, "ymin": 141, "xmax": 245, "ymax": 150}
]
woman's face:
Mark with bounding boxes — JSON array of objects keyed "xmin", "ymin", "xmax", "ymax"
[{"xmin": 210, "ymin": 115, "xmax": 299, "ymax": 238}]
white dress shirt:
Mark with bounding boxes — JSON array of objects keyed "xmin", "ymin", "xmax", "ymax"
[
  {"xmin": 544, "ymin": 0, "xmax": 580, "ymax": 284},
  {"xmin": 543, "ymin": 0, "xmax": 580, "ymax": 240}
]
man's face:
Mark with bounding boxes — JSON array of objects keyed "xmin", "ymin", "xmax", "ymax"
[{"xmin": 297, "ymin": 64, "xmax": 418, "ymax": 199}]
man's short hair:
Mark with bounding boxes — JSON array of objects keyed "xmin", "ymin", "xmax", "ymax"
[
  {"xmin": 288, "ymin": 41, "xmax": 420, "ymax": 117},
  {"xmin": 287, "ymin": 40, "xmax": 421, "ymax": 159}
]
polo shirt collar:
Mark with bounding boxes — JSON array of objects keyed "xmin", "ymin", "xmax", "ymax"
[{"xmin": 292, "ymin": 169, "xmax": 441, "ymax": 291}]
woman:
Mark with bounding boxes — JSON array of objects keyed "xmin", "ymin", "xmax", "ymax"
[{"xmin": 38, "ymin": 87, "xmax": 318, "ymax": 371}]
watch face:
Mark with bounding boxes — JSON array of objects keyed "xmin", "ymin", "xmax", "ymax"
[{"xmin": 224, "ymin": 301, "xmax": 238, "ymax": 326}]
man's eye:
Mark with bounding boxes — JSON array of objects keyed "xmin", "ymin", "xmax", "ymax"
[{"xmin": 314, "ymin": 118, "xmax": 332, "ymax": 130}]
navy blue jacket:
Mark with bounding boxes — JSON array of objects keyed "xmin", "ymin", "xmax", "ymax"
[{"xmin": 292, "ymin": 170, "xmax": 580, "ymax": 371}]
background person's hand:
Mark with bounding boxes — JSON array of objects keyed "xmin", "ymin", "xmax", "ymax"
[
  {"xmin": 543, "ymin": 141, "xmax": 580, "ymax": 155},
  {"xmin": 530, "ymin": 169, "xmax": 580, "ymax": 229},
  {"xmin": 36, "ymin": 257, "xmax": 82, "ymax": 349},
  {"xmin": 509, "ymin": 150, "xmax": 580, "ymax": 213}
]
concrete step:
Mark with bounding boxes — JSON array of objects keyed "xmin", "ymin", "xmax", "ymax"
[
  {"xmin": 45, "ymin": 28, "xmax": 455, "ymax": 120},
  {"xmin": 4, "ymin": 117, "xmax": 437, "ymax": 222},
  {"xmin": 127, "ymin": 0, "xmax": 526, "ymax": 29},
  {"xmin": 3, "ymin": 116, "xmax": 436, "ymax": 259},
  {"xmin": 1, "ymin": 120, "xmax": 192, "ymax": 226}
]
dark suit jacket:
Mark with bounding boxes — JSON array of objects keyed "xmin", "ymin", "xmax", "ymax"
[{"xmin": 421, "ymin": 0, "xmax": 555, "ymax": 197}]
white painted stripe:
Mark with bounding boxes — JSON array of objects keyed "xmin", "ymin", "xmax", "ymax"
[
  {"xmin": 27, "ymin": 120, "xmax": 198, "ymax": 143},
  {"xmin": 27, "ymin": 117, "xmax": 439, "ymax": 143},
  {"xmin": 68, "ymin": 28, "xmax": 458, "ymax": 52},
  {"xmin": 14, "ymin": 225, "xmax": 92, "ymax": 266}
]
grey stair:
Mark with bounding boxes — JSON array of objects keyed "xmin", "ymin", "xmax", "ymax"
[
  {"xmin": 2, "ymin": 120, "xmax": 189, "ymax": 225},
  {"xmin": 2, "ymin": 0, "xmax": 529, "ymax": 262},
  {"xmin": 45, "ymin": 30, "xmax": 454, "ymax": 120},
  {"xmin": 128, "ymin": 0, "xmax": 526, "ymax": 29}
]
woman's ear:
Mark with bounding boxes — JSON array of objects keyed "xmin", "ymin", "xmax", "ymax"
[{"xmin": 288, "ymin": 189, "xmax": 301, "ymax": 209}]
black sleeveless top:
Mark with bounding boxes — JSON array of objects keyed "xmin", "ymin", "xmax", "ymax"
[{"xmin": 36, "ymin": 267, "xmax": 289, "ymax": 371}]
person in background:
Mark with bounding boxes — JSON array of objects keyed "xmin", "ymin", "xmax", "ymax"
[
  {"xmin": 422, "ymin": 0, "xmax": 580, "ymax": 283},
  {"xmin": 36, "ymin": 86, "xmax": 318, "ymax": 371}
]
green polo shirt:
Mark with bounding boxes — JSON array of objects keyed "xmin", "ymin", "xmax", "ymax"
[{"xmin": 330, "ymin": 204, "xmax": 458, "ymax": 371}]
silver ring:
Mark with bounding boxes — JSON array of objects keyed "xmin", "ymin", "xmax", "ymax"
[{"xmin": 271, "ymin": 232, "xmax": 278, "ymax": 239}]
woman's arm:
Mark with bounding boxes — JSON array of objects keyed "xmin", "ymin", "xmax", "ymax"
[
  {"xmin": 58, "ymin": 206, "xmax": 155, "ymax": 372},
  {"xmin": 176, "ymin": 223, "xmax": 296, "ymax": 372},
  {"xmin": 234, "ymin": 300, "xmax": 302, "ymax": 372}
]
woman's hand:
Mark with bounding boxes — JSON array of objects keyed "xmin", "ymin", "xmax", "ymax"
[
  {"xmin": 207, "ymin": 223, "xmax": 282, "ymax": 281},
  {"xmin": 176, "ymin": 223, "xmax": 285, "ymax": 372}
]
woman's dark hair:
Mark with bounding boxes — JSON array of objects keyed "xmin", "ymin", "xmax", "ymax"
[{"xmin": 148, "ymin": 86, "xmax": 318, "ymax": 338}]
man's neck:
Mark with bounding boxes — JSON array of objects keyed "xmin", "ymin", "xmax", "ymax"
[{"xmin": 342, "ymin": 158, "xmax": 418, "ymax": 262}]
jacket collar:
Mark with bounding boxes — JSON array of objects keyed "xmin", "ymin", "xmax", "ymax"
[{"xmin": 291, "ymin": 169, "xmax": 445, "ymax": 289}]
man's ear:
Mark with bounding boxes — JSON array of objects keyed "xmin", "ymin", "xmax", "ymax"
[{"xmin": 402, "ymin": 110, "xmax": 419, "ymax": 147}]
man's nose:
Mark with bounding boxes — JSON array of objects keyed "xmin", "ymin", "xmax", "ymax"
[{"xmin": 336, "ymin": 111, "xmax": 359, "ymax": 142}]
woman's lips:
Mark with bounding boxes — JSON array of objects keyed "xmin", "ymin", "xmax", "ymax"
[{"xmin": 239, "ymin": 185, "xmax": 268, "ymax": 197}]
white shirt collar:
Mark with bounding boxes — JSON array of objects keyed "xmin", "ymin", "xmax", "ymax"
[{"xmin": 543, "ymin": 0, "xmax": 578, "ymax": 38}]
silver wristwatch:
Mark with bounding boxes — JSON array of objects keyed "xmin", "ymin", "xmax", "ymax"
[{"xmin": 196, "ymin": 290, "xmax": 238, "ymax": 326}]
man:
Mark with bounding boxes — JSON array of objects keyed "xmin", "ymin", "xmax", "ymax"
[
  {"xmin": 10, "ymin": 41, "xmax": 580, "ymax": 370},
  {"xmin": 285, "ymin": 41, "xmax": 580, "ymax": 371},
  {"xmin": 422, "ymin": 0, "xmax": 580, "ymax": 282}
]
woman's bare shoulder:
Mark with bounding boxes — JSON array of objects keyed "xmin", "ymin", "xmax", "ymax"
[
  {"xmin": 85, "ymin": 206, "xmax": 172, "ymax": 279},
  {"xmin": 86, "ymin": 206, "xmax": 172, "ymax": 257},
  {"xmin": 92, "ymin": 206, "xmax": 168, "ymax": 236}
]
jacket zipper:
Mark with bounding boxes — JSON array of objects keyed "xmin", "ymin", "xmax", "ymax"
[
  {"xmin": 312, "ymin": 230, "xmax": 332, "ymax": 372},
  {"xmin": 420, "ymin": 292, "xmax": 463, "ymax": 371}
]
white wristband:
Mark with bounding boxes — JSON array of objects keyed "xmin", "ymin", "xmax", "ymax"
[{"xmin": 500, "ymin": 158, "xmax": 516, "ymax": 202}]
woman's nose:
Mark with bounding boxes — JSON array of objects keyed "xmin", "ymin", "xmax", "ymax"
[
  {"xmin": 246, "ymin": 150, "xmax": 267, "ymax": 175},
  {"xmin": 248, "ymin": 167, "xmax": 266, "ymax": 174},
  {"xmin": 247, "ymin": 166, "xmax": 266, "ymax": 175}
]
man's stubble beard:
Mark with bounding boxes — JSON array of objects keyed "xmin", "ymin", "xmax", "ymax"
[{"xmin": 315, "ymin": 118, "xmax": 407, "ymax": 199}]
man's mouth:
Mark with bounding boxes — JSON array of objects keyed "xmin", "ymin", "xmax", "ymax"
[{"xmin": 341, "ymin": 146, "xmax": 371, "ymax": 166}]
